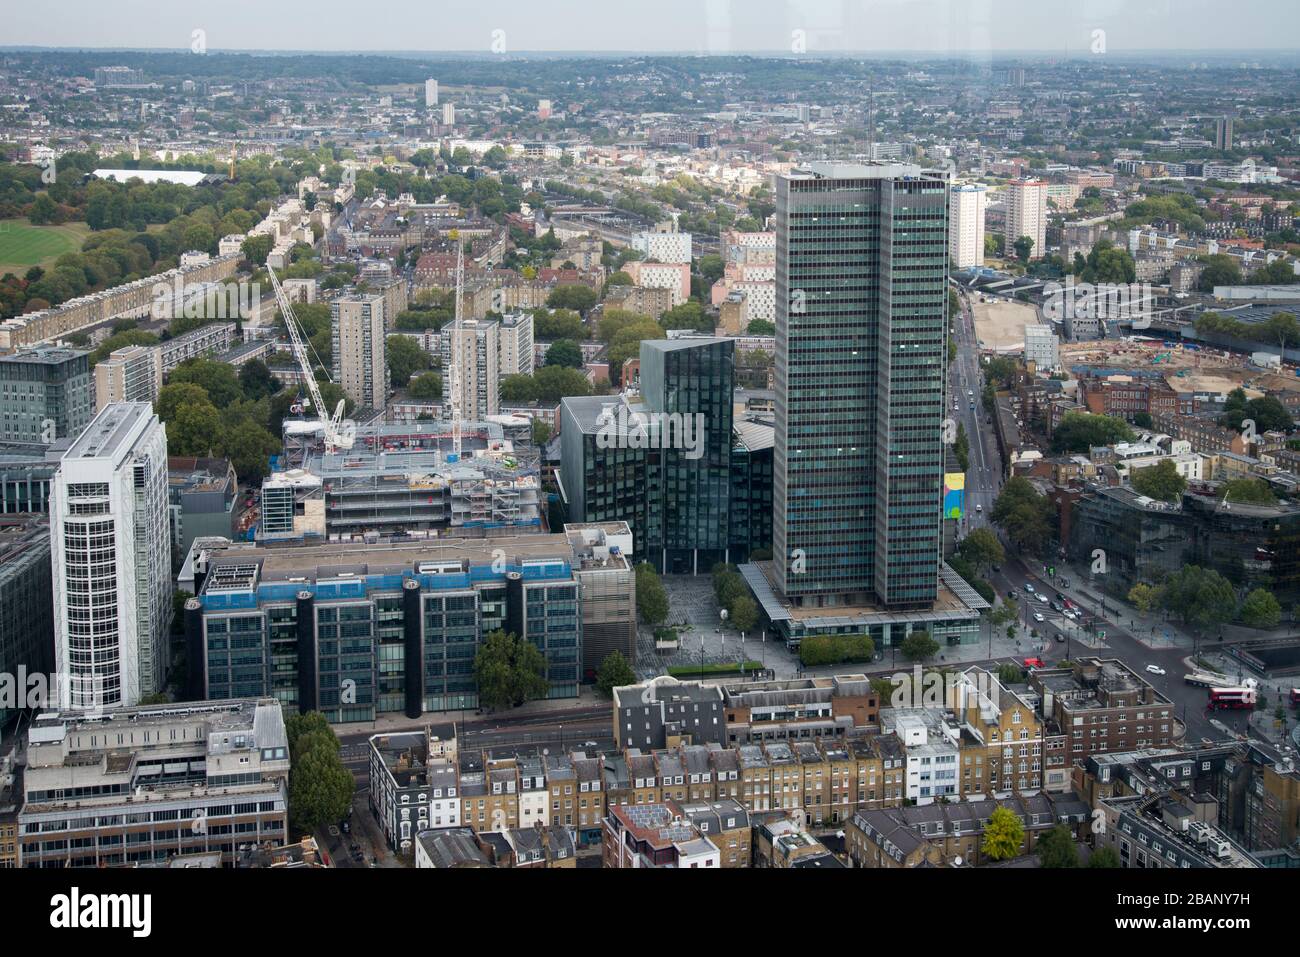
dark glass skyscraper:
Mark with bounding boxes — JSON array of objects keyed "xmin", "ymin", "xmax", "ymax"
[{"xmin": 774, "ymin": 163, "xmax": 949, "ymax": 610}]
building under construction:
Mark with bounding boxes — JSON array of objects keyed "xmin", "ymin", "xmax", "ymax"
[{"xmin": 259, "ymin": 420, "xmax": 541, "ymax": 544}]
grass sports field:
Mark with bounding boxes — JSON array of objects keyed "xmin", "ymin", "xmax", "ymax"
[{"xmin": 0, "ymin": 218, "xmax": 89, "ymax": 275}]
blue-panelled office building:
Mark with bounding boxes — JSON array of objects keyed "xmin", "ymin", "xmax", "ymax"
[{"xmin": 184, "ymin": 523, "xmax": 637, "ymax": 722}]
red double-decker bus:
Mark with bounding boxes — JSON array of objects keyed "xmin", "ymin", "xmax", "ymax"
[{"xmin": 1209, "ymin": 686, "xmax": 1257, "ymax": 710}]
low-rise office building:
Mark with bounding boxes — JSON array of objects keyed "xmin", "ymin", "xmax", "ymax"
[
  {"xmin": 18, "ymin": 698, "xmax": 290, "ymax": 868},
  {"xmin": 187, "ymin": 522, "xmax": 636, "ymax": 721}
]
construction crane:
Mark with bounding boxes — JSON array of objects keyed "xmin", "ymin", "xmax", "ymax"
[{"xmin": 266, "ymin": 264, "xmax": 354, "ymax": 453}]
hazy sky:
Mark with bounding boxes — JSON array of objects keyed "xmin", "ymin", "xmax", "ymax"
[{"xmin": 4, "ymin": 0, "xmax": 1299, "ymax": 53}]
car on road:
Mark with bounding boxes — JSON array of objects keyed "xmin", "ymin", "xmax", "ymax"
[
  {"xmin": 1063, "ymin": 610, "xmax": 1078, "ymax": 621},
  {"xmin": 1054, "ymin": 634, "xmax": 1065, "ymax": 642},
  {"xmin": 1024, "ymin": 657, "xmax": 1045, "ymax": 669},
  {"xmin": 975, "ymin": 503, "xmax": 983, "ymax": 512},
  {"xmin": 341, "ymin": 821, "xmax": 350, "ymax": 834},
  {"xmin": 1007, "ymin": 590, "xmax": 1017, "ymax": 600},
  {"xmin": 1055, "ymin": 591, "xmax": 1067, "ymax": 602},
  {"xmin": 1024, "ymin": 583, "xmax": 1035, "ymax": 593},
  {"xmin": 1063, "ymin": 598, "xmax": 1077, "ymax": 611},
  {"xmin": 582, "ymin": 740, "xmax": 598, "ymax": 748},
  {"xmin": 1145, "ymin": 664, "xmax": 1167, "ymax": 676},
  {"xmin": 1050, "ymin": 601, "xmax": 1063, "ymax": 613},
  {"xmin": 1033, "ymin": 612, "xmax": 1046, "ymax": 623}
]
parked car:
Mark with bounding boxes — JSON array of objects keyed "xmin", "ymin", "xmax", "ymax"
[{"xmin": 1059, "ymin": 577, "xmax": 1070, "ymax": 588}]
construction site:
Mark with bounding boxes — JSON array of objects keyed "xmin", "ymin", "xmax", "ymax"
[{"xmin": 259, "ymin": 419, "xmax": 542, "ymax": 544}]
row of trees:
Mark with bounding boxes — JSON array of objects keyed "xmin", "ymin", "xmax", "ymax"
[
  {"xmin": 991, "ymin": 477, "xmax": 1057, "ymax": 557},
  {"xmin": 1128, "ymin": 566, "xmax": 1283, "ymax": 631},
  {"xmin": 710, "ymin": 563, "xmax": 759, "ymax": 633}
]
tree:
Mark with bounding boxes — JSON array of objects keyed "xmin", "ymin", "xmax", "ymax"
[
  {"xmin": 386, "ymin": 335, "xmax": 431, "ymax": 389},
  {"xmin": 169, "ymin": 359, "xmax": 242, "ymax": 408},
  {"xmin": 1197, "ymin": 254, "xmax": 1243, "ymax": 291},
  {"xmin": 286, "ymin": 712, "xmax": 352, "ymax": 835},
  {"xmin": 544, "ymin": 338, "xmax": 584, "ymax": 369},
  {"xmin": 533, "ymin": 308, "xmax": 584, "ymax": 341},
  {"xmin": 981, "ymin": 806, "xmax": 1026, "ymax": 862},
  {"xmin": 1051, "ymin": 411, "xmax": 1135, "ymax": 453},
  {"xmin": 408, "ymin": 371, "xmax": 443, "ymax": 400},
  {"xmin": 1013, "ymin": 236, "xmax": 1034, "ymax": 263},
  {"xmin": 729, "ymin": 595, "xmax": 759, "ymax": 633},
  {"xmin": 473, "ymin": 629, "xmax": 550, "ymax": 711},
  {"xmin": 288, "ymin": 738, "xmax": 355, "ymax": 836},
  {"xmin": 531, "ymin": 365, "xmax": 594, "ymax": 404},
  {"xmin": 1220, "ymin": 394, "xmax": 1294, "ymax": 435},
  {"xmin": 900, "ymin": 631, "xmax": 940, "ymax": 662},
  {"xmin": 1088, "ymin": 846, "xmax": 1121, "ymax": 868},
  {"xmin": 992, "ymin": 477, "xmax": 1057, "ymax": 557},
  {"xmin": 747, "ymin": 318, "xmax": 775, "ymax": 336},
  {"xmin": 1036, "ymin": 823, "xmax": 1079, "ymax": 868},
  {"xmin": 531, "ymin": 417, "xmax": 552, "ymax": 445},
  {"xmin": 659, "ymin": 300, "xmax": 713, "ymax": 333},
  {"xmin": 156, "ymin": 382, "xmax": 213, "ymax": 424},
  {"xmin": 956, "ymin": 527, "xmax": 1004, "ymax": 572},
  {"xmin": 1240, "ymin": 588, "xmax": 1282, "ymax": 629},
  {"xmin": 240, "ymin": 234, "xmax": 274, "ymax": 266},
  {"xmin": 595, "ymin": 651, "xmax": 637, "ymax": 698},
  {"xmin": 1159, "ymin": 565, "xmax": 1237, "ymax": 635},
  {"xmin": 1128, "ymin": 583, "xmax": 1160, "ymax": 615},
  {"xmin": 165, "ymin": 397, "xmax": 223, "ymax": 456},
  {"xmin": 635, "ymin": 562, "xmax": 669, "ymax": 626},
  {"xmin": 1130, "ymin": 459, "xmax": 1187, "ymax": 503},
  {"xmin": 1219, "ymin": 478, "xmax": 1277, "ymax": 505},
  {"xmin": 546, "ymin": 285, "xmax": 598, "ymax": 316},
  {"xmin": 219, "ymin": 419, "xmax": 280, "ymax": 482},
  {"xmin": 238, "ymin": 359, "xmax": 281, "ymax": 401}
]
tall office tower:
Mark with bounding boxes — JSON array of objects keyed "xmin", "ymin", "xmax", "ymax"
[
  {"xmin": 0, "ymin": 517, "xmax": 54, "ymax": 728},
  {"xmin": 948, "ymin": 183, "xmax": 988, "ymax": 269},
  {"xmin": 1215, "ymin": 115, "xmax": 1234, "ymax": 151},
  {"xmin": 51, "ymin": 403, "xmax": 172, "ymax": 709},
  {"xmin": 774, "ymin": 163, "xmax": 948, "ymax": 610},
  {"xmin": 1004, "ymin": 178, "xmax": 1047, "ymax": 260},
  {"xmin": 441, "ymin": 318, "xmax": 500, "ymax": 420},
  {"xmin": 442, "ymin": 102, "xmax": 456, "ymax": 127},
  {"xmin": 0, "ymin": 347, "xmax": 92, "ymax": 444},
  {"xmin": 639, "ymin": 337, "xmax": 735, "ymax": 574},
  {"xmin": 424, "ymin": 78, "xmax": 439, "ymax": 107},
  {"xmin": 332, "ymin": 294, "xmax": 387, "ymax": 411}
]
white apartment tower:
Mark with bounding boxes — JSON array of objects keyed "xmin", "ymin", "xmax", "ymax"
[
  {"xmin": 441, "ymin": 102, "xmax": 456, "ymax": 127},
  {"xmin": 948, "ymin": 183, "xmax": 987, "ymax": 269},
  {"xmin": 441, "ymin": 318, "xmax": 500, "ymax": 420},
  {"xmin": 425, "ymin": 78, "xmax": 439, "ymax": 107},
  {"xmin": 631, "ymin": 230, "xmax": 693, "ymax": 264},
  {"xmin": 332, "ymin": 294, "xmax": 387, "ymax": 411},
  {"xmin": 51, "ymin": 402, "xmax": 172, "ymax": 709},
  {"xmin": 498, "ymin": 311, "xmax": 535, "ymax": 377},
  {"xmin": 1004, "ymin": 179, "xmax": 1047, "ymax": 260}
]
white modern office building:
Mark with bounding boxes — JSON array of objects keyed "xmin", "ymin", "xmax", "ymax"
[
  {"xmin": 425, "ymin": 78, "xmax": 439, "ymax": 107},
  {"xmin": 50, "ymin": 402, "xmax": 172, "ymax": 709},
  {"xmin": 948, "ymin": 183, "xmax": 988, "ymax": 269}
]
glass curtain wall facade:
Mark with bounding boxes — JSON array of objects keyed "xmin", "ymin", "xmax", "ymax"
[{"xmin": 774, "ymin": 164, "xmax": 948, "ymax": 609}]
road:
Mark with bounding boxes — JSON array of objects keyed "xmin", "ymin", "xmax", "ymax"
[
  {"xmin": 947, "ymin": 282, "xmax": 1250, "ymax": 747},
  {"xmin": 949, "ymin": 286, "xmax": 1000, "ymax": 527}
]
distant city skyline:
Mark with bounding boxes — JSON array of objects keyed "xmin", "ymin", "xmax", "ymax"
[{"xmin": 3, "ymin": 0, "xmax": 1298, "ymax": 54}]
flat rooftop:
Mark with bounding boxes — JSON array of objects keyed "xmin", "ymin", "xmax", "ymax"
[{"xmin": 64, "ymin": 402, "xmax": 153, "ymax": 461}]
